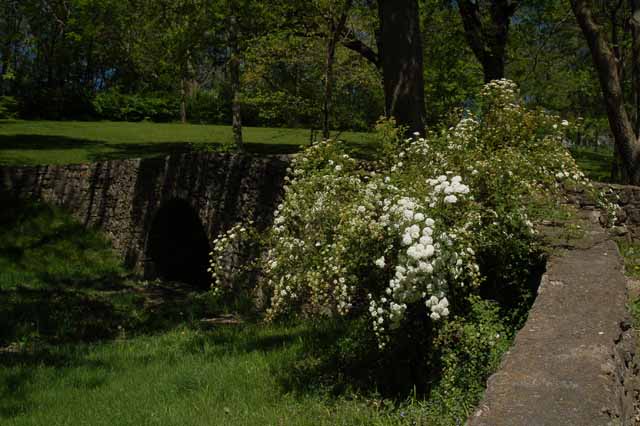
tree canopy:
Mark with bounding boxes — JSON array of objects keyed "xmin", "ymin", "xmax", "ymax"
[{"xmin": 0, "ymin": 0, "xmax": 630, "ymax": 167}]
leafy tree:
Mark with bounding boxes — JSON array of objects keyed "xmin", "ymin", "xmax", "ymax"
[
  {"xmin": 421, "ymin": 0, "xmax": 484, "ymax": 125},
  {"xmin": 0, "ymin": 0, "xmax": 23, "ymax": 96},
  {"xmin": 317, "ymin": 0, "xmax": 353, "ymax": 138},
  {"xmin": 152, "ymin": 0, "xmax": 215, "ymax": 123},
  {"xmin": 571, "ymin": 0, "xmax": 640, "ymax": 183}
]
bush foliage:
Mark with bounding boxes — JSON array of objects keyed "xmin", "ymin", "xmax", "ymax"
[
  {"xmin": 0, "ymin": 96, "xmax": 19, "ymax": 119},
  {"xmin": 210, "ymin": 80, "xmax": 607, "ymax": 422},
  {"xmin": 92, "ymin": 89, "xmax": 180, "ymax": 122}
]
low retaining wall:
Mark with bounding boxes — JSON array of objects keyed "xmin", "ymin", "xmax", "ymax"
[
  {"xmin": 470, "ymin": 212, "xmax": 639, "ymax": 425},
  {"xmin": 567, "ymin": 183, "xmax": 640, "ymax": 240},
  {"xmin": 0, "ymin": 152, "xmax": 289, "ymax": 277}
]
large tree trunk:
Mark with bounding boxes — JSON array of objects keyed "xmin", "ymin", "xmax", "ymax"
[
  {"xmin": 322, "ymin": 2, "xmax": 350, "ymax": 139},
  {"xmin": 572, "ymin": 0, "xmax": 640, "ymax": 184},
  {"xmin": 458, "ymin": 0, "xmax": 517, "ymax": 83},
  {"xmin": 322, "ymin": 40, "xmax": 336, "ymax": 139},
  {"xmin": 378, "ymin": 0, "xmax": 427, "ymax": 136},
  {"xmin": 229, "ymin": 13, "xmax": 243, "ymax": 150}
]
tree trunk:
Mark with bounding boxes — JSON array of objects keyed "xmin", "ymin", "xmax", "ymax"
[
  {"xmin": 458, "ymin": 0, "xmax": 516, "ymax": 83},
  {"xmin": 378, "ymin": 0, "xmax": 427, "ymax": 136},
  {"xmin": 180, "ymin": 77, "xmax": 187, "ymax": 124},
  {"xmin": 323, "ymin": 31, "xmax": 338, "ymax": 140},
  {"xmin": 0, "ymin": 48, "xmax": 10, "ymax": 96},
  {"xmin": 630, "ymin": 0, "xmax": 640, "ymax": 135},
  {"xmin": 229, "ymin": 13, "xmax": 243, "ymax": 150},
  {"xmin": 322, "ymin": 2, "xmax": 350, "ymax": 139},
  {"xmin": 571, "ymin": 0, "xmax": 640, "ymax": 184},
  {"xmin": 482, "ymin": 53, "xmax": 506, "ymax": 84}
]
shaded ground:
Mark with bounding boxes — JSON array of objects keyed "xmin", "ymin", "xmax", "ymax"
[
  {"xmin": 0, "ymin": 198, "xmax": 223, "ymax": 345},
  {"xmin": 0, "ymin": 280, "xmax": 224, "ymax": 346},
  {"xmin": 0, "ymin": 197, "xmax": 420, "ymax": 425}
]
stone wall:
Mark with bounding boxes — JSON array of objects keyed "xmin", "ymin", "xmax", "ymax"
[
  {"xmin": 470, "ymin": 212, "xmax": 640, "ymax": 425},
  {"xmin": 566, "ymin": 182, "xmax": 640, "ymax": 240},
  {"xmin": 0, "ymin": 152, "xmax": 289, "ymax": 277}
]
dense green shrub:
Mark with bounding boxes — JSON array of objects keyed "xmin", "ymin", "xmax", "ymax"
[
  {"xmin": 0, "ymin": 96, "xmax": 19, "ymax": 119},
  {"xmin": 242, "ymin": 90, "xmax": 321, "ymax": 128},
  {"xmin": 185, "ymin": 88, "xmax": 231, "ymax": 124},
  {"xmin": 92, "ymin": 89, "xmax": 179, "ymax": 122},
  {"xmin": 276, "ymin": 295, "xmax": 514, "ymax": 424}
]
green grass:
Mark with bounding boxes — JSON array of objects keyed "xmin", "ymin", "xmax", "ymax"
[
  {"xmin": 1, "ymin": 324, "xmax": 417, "ymax": 426},
  {"xmin": 570, "ymin": 146, "xmax": 614, "ymax": 183},
  {"xmin": 0, "ymin": 199, "xmax": 423, "ymax": 425},
  {"xmin": 0, "ymin": 120, "xmax": 373, "ymax": 166},
  {"xmin": 619, "ymin": 240, "xmax": 640, "ymax": 334},
  {"xmin": 0, "ymin": 198, "xmax": 125, "ymax": 292},
  {"xmin": 619, "ymin": 241, "xmax": 640, "ymax": 281}
]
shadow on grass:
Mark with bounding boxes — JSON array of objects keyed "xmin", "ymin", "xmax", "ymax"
[
  {"xmin": 0, "ymin": 134, "xmax": 304, "ymax": 165},
  {"xmin": 0, "ymin": 134, "xmax": 105, "ymax": 151},
  {"xmin": 0, "ymin": 199, "xmax": 223, "ymax": 346},
  {"xmin": 0, "ymin": 287, "xmax": 132, "ymax": 345},
  {"xmin": 0, "ymin": 283, "xmax": 228, "ymax": 347},
  {"xmin": 0, "ymin": 134, "xmax": 198, "ymax": 163},
  {"xmin": 0, "ymin": 340, "xmax": 114, "ymax": 420},
  {"xmin": 201, "ymin": 324, "xmax": 310, "ymax": 355},
  {"xmin": 0, "ymin": 133, "xmax": 377, "ymax": 165},
  {"xmin": 94, "ymin": 141, "xmax": 305, "ymax": 161}
]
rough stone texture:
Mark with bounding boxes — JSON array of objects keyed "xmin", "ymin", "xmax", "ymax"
[
  {"xmin": 470, "ymin": 215, "xmax": 640, "ymax": 425},
  {"xmin": 0, "ymin": 152, "xmax": 289, "ymax": 277},
  {"xmin": 567, "ymin": 183, "xmax": 640, "ymax": 241}
]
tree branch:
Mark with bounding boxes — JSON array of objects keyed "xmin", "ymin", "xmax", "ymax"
[{"xmin": 340, "ymin": 33, "xmax": 379, "ymax": 68}]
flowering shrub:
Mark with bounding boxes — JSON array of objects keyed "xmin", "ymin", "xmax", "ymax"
[
  {"xmin": 213, "ymin": 80, "xmax": 607, "ymax": 332},
  {"xmin": 208, "ymin": 222, "xmax": 262, "ymax": 303},
  {"xmin": 227, "ymin": 79, "xmax": 600, "ymax": 352},
  {"xmin": 206, "ymin": 79, "xmax": 614, "ymax": 421}
]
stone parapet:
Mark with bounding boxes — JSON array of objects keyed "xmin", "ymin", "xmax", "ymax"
[
  {"xmin": 470, "ymin": 213, "xmax": 639, "ymax": 425},
  {"xmin": 0, "ymin": 153, "xmax": 289, "ymax": 277}
]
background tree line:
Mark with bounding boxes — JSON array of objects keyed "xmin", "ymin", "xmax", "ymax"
[{"xmin": 0, "ymin": 0, "xmax": 637, "ymax": 178}]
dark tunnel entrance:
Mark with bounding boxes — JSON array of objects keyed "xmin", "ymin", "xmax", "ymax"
[{"xmin": 145, "ymin": 199, "xmax": 211, "ymax": 289}]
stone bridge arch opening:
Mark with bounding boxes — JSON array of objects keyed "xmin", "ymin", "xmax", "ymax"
[{"xmin": 145, "ymin": 199, "xmax": 211, "ymax": 289}]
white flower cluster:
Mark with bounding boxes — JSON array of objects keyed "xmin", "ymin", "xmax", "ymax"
[
  {"xmin": 427, "ymin": 175, "xmax": 470, "ymax": 205},
  {"xmin": 263, "ymin": 141, "xmax": 389, "ymax": 320},
  {"xmin": 208, "ymin": 222, "xmax": 254, "ymax": 295},
  {"xmin": 449, "ymin": 117, "xmax": 479, "ymax": 150},
  {"xmin": 369, "ymin": 188, "xmax": 478, "ymax": 346},
  {"xmin": 425, "ymin": 295, "xmax": 449, "ymax": 320},
  {"xmin": 480, "ymin": 78, "xmax": 519, "ymax": 106}
]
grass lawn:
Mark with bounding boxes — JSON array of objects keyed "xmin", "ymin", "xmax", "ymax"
[
  {"xmin": 0, "ymin": 199, "xmax": 428, "ymax": 426},
  {"xmin": 0, "ymin": 120, "xmax": 373, "ymax": 166},
  {"xmin": 0, "ymin": 120, "xmax": 619, "ymax": 185},
  {"xmin": 570, "ymin": 146, "xmax": 615, "ymax": 183},
  {"xmin": 2, "ymin": 324, "xmax": 415, "ymax": 426}
]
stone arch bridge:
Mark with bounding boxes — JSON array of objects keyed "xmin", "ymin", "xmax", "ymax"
[{"xmin": 0, "ymin": 153, "xmax": 289, "ymax": 286}]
